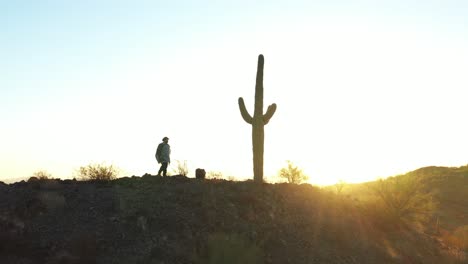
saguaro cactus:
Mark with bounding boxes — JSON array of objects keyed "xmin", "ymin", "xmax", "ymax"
[{"xmin": 238, "ymin": 54, "xmax": 277, "ymax": 183}]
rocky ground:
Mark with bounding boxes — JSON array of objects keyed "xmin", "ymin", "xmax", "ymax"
[{"xmin": 0, "ymin": 175, "xmax": 465, "ymax": 264}]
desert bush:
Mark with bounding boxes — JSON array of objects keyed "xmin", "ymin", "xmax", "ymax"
[
  {"xmin": 277, "ymin": 160, "xmax": 309, "ymax": 184},
  {"xmin": 206, "ymin": 171, "xmax": 224, "ymax": 179},
  {"xmin": 172, "ymin": 160, "xmax": 188, "ymax": 176},
  {"xmin": 370, "ymin": 175, "xmax": 437, "ymax": 228},
  {"xmin": 227, "ymin": 175, "xmax": 237, "ymax": 181},
  {"xmin": 33, "ymin": 170, "xmax": 52, "ymax": 180},
  {"xmin": 359, "ymin": 196, "xmax": 400, "ymax": 230},
  {"xmin": 195, "ymin": 233, "xmax": 263, "ymax": 264},
  {"xmin": 77, "ymin": 163, "xmax": 119, "ymax": 181}
]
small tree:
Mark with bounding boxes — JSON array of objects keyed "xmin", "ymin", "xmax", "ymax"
[
  {"xmin": 33, "ymin": 170, "xmax": 52, "ymax": 180},
  {"xmin": 278, "ymin": 160, "xmax": 309, "ymax": 184},
  {"xmin": 334, "ymin": 179, "xmax": 346, "ymax": 194},
  {"xmin": 77, "ymin": 163, "xmax": 119, "ymax": 181}
]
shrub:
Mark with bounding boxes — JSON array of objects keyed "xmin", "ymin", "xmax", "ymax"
[
  {"xmin": 370, "ymin": 175, "xmax": 437, "ymax": 228},
  {"xmin": 277, "ymin": 160, "xmax": 309, "ymax": 184},
  {"xmin": 227, "ymin": 175, "xmax": 237, "ymax": 181},
  {"xmin": 32, "ymin": 170, "xmax": 52, "ymax": 180},
  {"xmin": 77, "ymin": 163, "xmax": 119, "ymax": 181},
  {"xmin": 206, "ymin": 171, "xmax": 224, "ymax": 179},
  {"xmin": 172, "ymin": 160, "xmax": 188, "ymax": 176}
]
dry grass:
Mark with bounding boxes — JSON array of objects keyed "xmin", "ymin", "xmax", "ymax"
[{"xmin": 443, "ymin": 225, "xmax": 468, "ymax": 250}]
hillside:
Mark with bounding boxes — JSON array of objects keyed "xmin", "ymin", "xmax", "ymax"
[
  {"xmin": 336, "ymin": 165, "xmax": 468, "ymax": 257},
  {"xmin": 405, "ymin": 166, "xmax": 468, "ymax": 231},
  {"xmin": 0, "ymin": 174, "xmax": 466, "ymax": 264},
  {"xmin": 339, "ymin": 166, "xmax": 468, "ymax": 231}
]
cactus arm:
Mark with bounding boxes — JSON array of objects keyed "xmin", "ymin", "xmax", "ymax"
[
  {"xmin": 238, "ymin": 97, "xmax": 253, "ymax": 124},
  {"xmin": 263, "ymin": 103, "xmax": 277, "ymax": 124},
  {"xmin": 254, "ymin": 55, "xmax": 264, "ymax": 117}
]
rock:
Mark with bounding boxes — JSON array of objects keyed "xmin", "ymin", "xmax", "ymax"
[
  {"xmin": 28, "ymin": 177, "xmax": 39, "ymax": 183},
  {"xmin": 62, "ymin": 179, "xmax": 77, "ymax": 185},
  {"xmin": 196, "ymin": 168, "xmax": 206, "ymax": 179}
]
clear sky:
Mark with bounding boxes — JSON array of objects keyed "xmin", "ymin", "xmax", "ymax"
[{"xmin": 1, "ymin": 1, "xmax": 467, "ymax": 185}]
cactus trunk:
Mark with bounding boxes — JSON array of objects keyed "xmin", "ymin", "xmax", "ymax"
[
  {"xmin": 238, "ymin": 54, "xmax": 277, "ymax": 183},
  {"xmin": 252, "ymin": 119, "xmax": 265, "ymax": 182}
]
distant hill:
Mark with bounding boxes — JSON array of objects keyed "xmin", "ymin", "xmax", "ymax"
[
  {"xmin": 335, "ymin": 165, "xmax": 468, "ymax": 255},
  {"xmin": 402, "ymin": 166, "xmax": 468, "ymax": 233},
  {"xmin": 0, "ymin": 174, "xmax": 466, "ymax": 263},
  {"xmin": 0, "ymin": 176, "xmax": 30, "ymax": 184},
  {"xmin": 342, "ymin": 165, "xmax": 468, "ymax": 230}
]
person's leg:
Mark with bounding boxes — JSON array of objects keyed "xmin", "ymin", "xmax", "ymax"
[
  {"xmin": 161, "ymin": 162, "xmax": 168, "ymax": 176},
  {"xmin": 157, "ymin": 162, "xmax": 165, "ymax": 176}
]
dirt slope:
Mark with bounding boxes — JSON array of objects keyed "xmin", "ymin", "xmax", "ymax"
[{"xmin": 0, "ymin": 175, "xmax": 465, "ymax": 264}]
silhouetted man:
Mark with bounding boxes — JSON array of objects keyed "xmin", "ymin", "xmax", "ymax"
[{"xmin": 155, "ymin": 137, "xmax": 171, "ymax": 176}]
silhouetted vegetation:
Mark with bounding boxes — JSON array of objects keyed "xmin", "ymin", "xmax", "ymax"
[
  {"xmin": 277, "ymin": 160, "xmax": 309, "ymax": 184},
  {"xmin": 77, "ymin": 163, "xmax": 119, "ymax": 181},
  {"xmin": 206, "ymin": 171, "xmax": 224, "ymax": 180},
  {"xmin": 172, "ymin": 160, "xmax": 189, "ymax": 176},
  {"xmin": 32, "ymin": 170, "xmax": 52, "ymax": 180}
]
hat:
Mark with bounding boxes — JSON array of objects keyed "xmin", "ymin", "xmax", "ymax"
[{"xmin": 162, "ymin": 137, "xmax": 169, "ymax": 141}]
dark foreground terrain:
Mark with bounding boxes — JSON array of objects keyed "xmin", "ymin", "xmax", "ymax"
[{"xmin": 0, "ymin": 174, "xmax": 466, "ymax": 264}]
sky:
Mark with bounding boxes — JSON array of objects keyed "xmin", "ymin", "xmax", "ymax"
[{"xmin": 1, "ymin": 0, "xmax": 467, "ymax": 185}]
